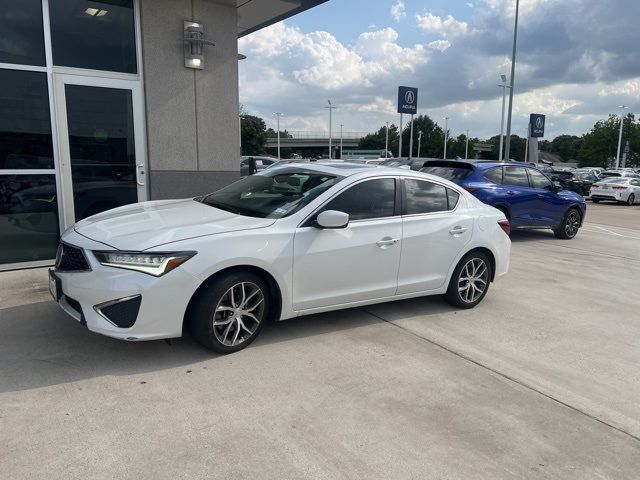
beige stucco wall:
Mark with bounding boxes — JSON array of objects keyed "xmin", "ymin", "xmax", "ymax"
[{"xmin": 139, "ymin": 0, "xmax": 240, "ymax": 199}]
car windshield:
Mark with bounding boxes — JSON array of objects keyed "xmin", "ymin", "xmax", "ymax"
[
  {"xmin": 198, "ymin": 169, "xmax": 342, "ymax": 218},
  {"xmin": 421, "ymin": 165, "xmax": 474, "ymax": 181}
]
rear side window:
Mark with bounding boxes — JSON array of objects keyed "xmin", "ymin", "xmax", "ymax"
[
  {"xmin": 404, "ymin": 179, "xmax": 458, "ymax": 214},
  {"xmin": 324, "ymin": 178, "xmax": 395, "ymax": 220},
  {"xmin": 503, "ymin": 166, "xmax": 530, "ymax": 187},
  {"xmin": 484, "ymin": 167, "xmax": 503, "ymax": 184},
  {"xmin": 421, "ymin": 165, "xmax": 473, "ymax": 181}
]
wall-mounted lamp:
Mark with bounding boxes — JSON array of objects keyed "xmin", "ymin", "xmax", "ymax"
[{"xmin": 184, "ymin": 21, "xmax": 215, "ymax": 70}]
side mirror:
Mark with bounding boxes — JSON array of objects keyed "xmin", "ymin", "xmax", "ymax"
[
  {"xmin": 553, "ymin": 181, "xmax": 563, "ymax": 193},
  {"xmin": 316, "ymin": 210, "xmax": 349, "ymax": 229}
]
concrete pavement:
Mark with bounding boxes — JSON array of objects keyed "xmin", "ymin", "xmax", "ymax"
[{"xmin": 1, "ymin": 202, "xmax": 639, "ymax": 479}]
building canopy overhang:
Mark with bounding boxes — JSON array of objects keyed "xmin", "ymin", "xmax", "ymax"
[{"xmin": 212, "ymin": 0, "xmax": 328, "ymax": 37}]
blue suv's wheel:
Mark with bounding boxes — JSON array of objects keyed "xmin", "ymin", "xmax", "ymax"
[{"xmin": 554, "ymin": 208, "xmax": 581, "ymax": 239}]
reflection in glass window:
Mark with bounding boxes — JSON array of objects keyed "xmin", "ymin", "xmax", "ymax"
[
  {"xmin": 0, "ymin": 70, "xmax": 54, "ymax": 169},
  {"xmin": 325, "ymin": 178, "xmax": 395, "ymax": 220},
  {"xmin": 503, "ymin": 167, "xmax": 530, "ymax": 187},
  {"xmin": 528, "ymin": 168, "xmax": 553, "ymax": 189},
  {"xmin": 50, "ymin": 0, "xmax": 137, "ymax": 73},
  {"xmin": 484, "ymin": 167, "xmax": 503, "ymax": 184},
  {"xmin": 404, "ymin": 179, "xmax": 448, "ymax": 214},
  {"xmin": 0, "ymin": 175, "xmax": 59, "ymax": 264},
  {"xmin": 0, "ymin": 0, "xmax": 46, "ymax": 66}
]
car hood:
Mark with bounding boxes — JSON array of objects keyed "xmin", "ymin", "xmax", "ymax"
[{"xmin": 73, "ymin": 199, "xmax": 276, "ymax": 251}]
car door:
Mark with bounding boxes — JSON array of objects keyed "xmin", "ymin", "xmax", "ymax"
[
  {"xmin": 292, "ymin": 177, "xmax": 402, "ymax": 311},
  {"xmin": 397, "ymin": 178, "xmax": 473, "ymax": 293},
  {"xmin": 630, "ymin": 179, "xmax": 640, "ymax": 203},
  {"xmin": 502, "ymin": 166, "xmax": 538, "ymax": 227},
  {"xmin": 526, "ymin": 168, "xmax": 567, "ymax": 227}
]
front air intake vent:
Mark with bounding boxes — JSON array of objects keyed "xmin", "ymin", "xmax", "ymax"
[{"xmin": 94, "ymin": 295, "xmax": 142, "ymax": 328}]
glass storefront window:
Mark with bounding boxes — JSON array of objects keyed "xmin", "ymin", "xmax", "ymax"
[
  {"xmin": 0, "ymin": 69, "xmax": 54, "ymax": 170},
  {"xmin": 0, "ymin": 175, "xmax": 59, "ymax": 264},
  {"xmin": 0, "ymin": 0, "xmax": 46, "ymax": 66},
  {"xmin": 50, "ymin": 0, "xmax": 137, "ymax": 74}
]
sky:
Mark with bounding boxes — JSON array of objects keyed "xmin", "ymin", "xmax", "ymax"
[{"xmin": 238, "ymin": 0, "xmax": 640, "ymax": 141}]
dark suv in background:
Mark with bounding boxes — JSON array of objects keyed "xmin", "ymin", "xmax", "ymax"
[{"xmin": 421, "ymin": 160, "xmax": 587, "ymax": 239}]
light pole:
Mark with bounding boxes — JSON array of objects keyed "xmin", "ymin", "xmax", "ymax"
[
  {"xmin": 504, "ymin": 0, "xmax": 520, "ymax": 161},
  {"xmin": 340, "ymin": 124, "xmax": 344, "ymax": 160},
  {"xmin": 239, "ymin": 115, "xmax": 244, "ymax": 156},
  {"xmin": 417, "ymin": 130, "xmax": 423, "ymax": 157},
  {"xmin": 465, "ymin": 129, "xmax": 470, "ymax": 160},
  {"xmin": 498, "ymin": 74, "xmax": 511, "ymax": 161},
  {"xmin": 325, "ymin": 100, "xmax": 337, "ymax": 159},
  {"xmin": 443, "ymin": 117, "xmax": 449, "ymax": 159},
  {"xmin": 273, "ymin": 112, "xmax": 283, "ymax": 160},
  {"xmin": 385, "ymin": 121, "xmax": 390, "ymax": 158},
  {"xmin": 615, "ymin": 105, "xmax": 630, "ymax": 169}
]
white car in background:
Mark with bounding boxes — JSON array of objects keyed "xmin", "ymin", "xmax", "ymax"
[
  {"xmin": 50, "ymin": 163, "xmax": 511, "ymax": 354},
  {"xmin": 590, "ymin": 177, "xmax": 640, "ymax": 205}
]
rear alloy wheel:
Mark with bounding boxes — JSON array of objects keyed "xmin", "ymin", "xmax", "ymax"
[
  {"xmin": 444, "ymin": 252, "xmax": 492, "ymax": 309},
  {"xmin": 591, "ymin": 198, "xmax": 600, "ymax": 203},
  {"xmin": 554, "ymin": 208, "xmax": 581, "ymax": 239},
  {"xmin": 189, "ymin": 272, "xmax": 269, "ymax": 354},
  {"xmin": 626, "ymin": 194, "xmax": 635, "ymax": 206}
]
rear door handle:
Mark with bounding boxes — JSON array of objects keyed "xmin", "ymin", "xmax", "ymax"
[
  {"xmin": 376, "ymin": 237, "xmax": 399, "ymax": 248},
  {"xmin": 449, "ymin": 226, "xmax": 468, "ymax": 235},
  {"xmin": 506, "ymin": 191, "xmax": 516, "ymax": 196}
]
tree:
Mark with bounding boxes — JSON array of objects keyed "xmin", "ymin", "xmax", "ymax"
[
  {"xmin": 359, "ymin": 124, "xmax": 399, "ymax": 155},
  {"xmin": 542, "ymin": 134, "xmax": 582, "ymax": 162},
  {"xmin": 264, "ymin": 128, "xmax": 294, "ymax": 158},
  {"xmin": 240, "ymin": 114, "xmax": 267, "ymax": 156},
  {"xmin": 577, "ymin": 113, "xmax": 639, "ymax": 168},
  {"xmin": 400, "ymin": 115, "xmax": 445, "ymax": 158}
]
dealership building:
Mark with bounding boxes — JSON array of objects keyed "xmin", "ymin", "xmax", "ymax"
[{"xmin": 0, "ymin": 0, "xmax": 325, "ymax": 270}]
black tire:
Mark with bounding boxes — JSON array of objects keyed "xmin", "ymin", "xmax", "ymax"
[
  {"xmin": 626, "ymin": 194, "xmax": 635, "ymax": 206},
  {"xmin": 188, "ymin": 271, "xmax": 269, "ymax": 354},
  {"xmin": 444, "ymin": 251, "xmax": 492, "ymax": 309},
  {"xmin": 554, "ymin": 208, "xmax": 581, "ymax": 239},
  {"xmin": 591, "ymin": 198, "xmax": 600, "ymax": 203}
]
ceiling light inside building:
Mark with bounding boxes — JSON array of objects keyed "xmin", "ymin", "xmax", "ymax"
[{"xmin": 85, "ymin": 7, "xmax": 108, "ymax": 16}]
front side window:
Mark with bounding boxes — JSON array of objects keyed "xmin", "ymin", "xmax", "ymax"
[
  {"xmin": 0, "ymin": 0, "xmax": 46, "ymax": 66},
  {"xmin": 324, "ymin": 178, "xmax": 395, "ymax": 220},
  {"xmin": 404, "ymin": 179, "xmax": 450, "ymax": 214},
  {"xmin": 0, "ymin": 70, "xmax": 54, "ymax": 169},
  {"xmin": 201, "ymin": 169, "xmax": 341, "ymax": 219},
  {"xmin": 50, "ymin": 0, "xmax": 137, "ymax": 73},
  {"xmin": 528, "ymin": 169, "xmax": 553, "ymax": 190},
  {"xmin": 503, "ymin": 166, "xmax": 530, "ymax": 187}
]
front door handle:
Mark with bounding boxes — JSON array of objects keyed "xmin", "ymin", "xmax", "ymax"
[
  {"xmin": 376, "ymin": 237, "xmax": 399, "ymax": 248},
  {"xmin": 449, "ymin": 226, "xmax": 468, "ymax": 235},
  {"xmin": 506, "ymin": 191, "xmax": 516, "ymax": 196},
  {"xmin": 136, "ymin": 163, "xmax": 146, "ymax": 187}
]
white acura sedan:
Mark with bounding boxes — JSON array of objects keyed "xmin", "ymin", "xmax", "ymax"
[{"xmin": 50, "ymin": 163, "xmax": 510, "ymax": 354}]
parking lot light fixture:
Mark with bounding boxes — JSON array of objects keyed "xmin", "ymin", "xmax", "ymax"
[
  {"xmin": 504, "ymin": 0, "xmax": 520, "ymax": 161},
  {"xmin": 340, "ymin": 124, "xmax": 344, "ymax": 159},
  {"xmin": 418, "ymin": 130, "xmax": 423, "ymax": 157},
  {"xmin": 273, "ymin": 112, "xmax": 283, "ymax": 160},
  {"xmin": 443, "ymin": 117, "xmax": 449, "ymax": 159},
  {"xmin": 325, "ymin": 100, "xmax": 337, "ymax": 159},
  {"xmin": 385, "ymin": 122, "xmax": 390, "ymax": 158},
  {"xmin": 498, "ymin": 74, "xmax": 511, "ymax": 162},
  {"xmin": 465, "ymin": 129, "xmax": 470, "ymax": 160},
  {"xmin": 615, "ymin": 105, "xmax": 630, "ymax": 169}
]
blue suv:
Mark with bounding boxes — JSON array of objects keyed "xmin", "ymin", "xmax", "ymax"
[{"xmin": 421, "ymin": 161, "xmax": 587, "ymax": 239}]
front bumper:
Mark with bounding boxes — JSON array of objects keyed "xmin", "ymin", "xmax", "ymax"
[{"xmin": 51, "ymin": 229, "xmax": 201, "ymax": 341}]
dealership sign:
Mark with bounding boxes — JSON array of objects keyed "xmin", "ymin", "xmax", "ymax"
[
  {"xmin": 530, "ymin": 113, "xmax": 546, "ymax": 138},
  {"xmin": 398, "ymin": 86, "xmax": 418, "ymax": 114}
]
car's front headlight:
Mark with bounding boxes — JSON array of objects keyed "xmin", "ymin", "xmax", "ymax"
[{"xmin": 93, "ymin": 251, "xmax": 196, "ymax": 276}]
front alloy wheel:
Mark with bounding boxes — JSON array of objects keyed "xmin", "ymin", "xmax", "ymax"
[
  {"xmin": 626, "ymin": 194, "xmax": 635, "ymax": 206},
  {"xmin": 189, "ymin": 272, "xmax": 269, "ymax": 354},
  {"xmin": 444, "ymin": 252, "xmax": 492, "ymax": 309},
  {"xmin": 554, "ymin": 208, "xmax": 581, "ymax": 239}
]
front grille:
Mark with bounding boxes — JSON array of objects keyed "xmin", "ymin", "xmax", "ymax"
[
  {"xmin": 56, "ymin": 243, "xmax": 90, "ymax": 272},
  {"xmin": 95, "ymin": 295, "xmax": 142, "ymax": 329}
]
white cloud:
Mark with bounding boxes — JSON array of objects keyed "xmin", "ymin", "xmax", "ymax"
[
  {"xmin": 416, "ymin": 12, "xmax": 468, "ymax": 37},
  {"xmin": 390, "ymin": 0, "xmax": 406, "ymax": 22},
  {"xmin": 427, "ymin": 40, "xmax": 452, "ymax": 52}
]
